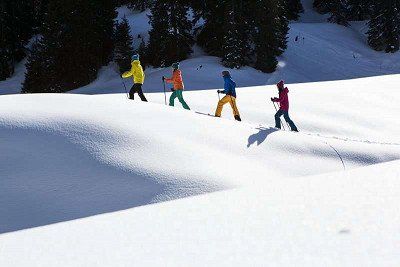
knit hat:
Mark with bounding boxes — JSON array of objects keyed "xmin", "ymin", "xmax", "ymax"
[
  {"xmin": 277, "ymin": 80, "xmax": 285, "ymax": 89},
  {"xmin": 132, "ymin": 54, "xmax": 139, "ymax": 61},
  {"xmin": 172, "ymin": 62, "xmax": 180, "ymax": 69},
  {"xmin": 222, "ymin": 70, "xmax": 231, "ymax": 77}
]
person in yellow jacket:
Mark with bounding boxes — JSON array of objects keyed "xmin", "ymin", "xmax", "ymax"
[
  {"xmin": 215, "ymin": 71, "xmax": 241, "ymax": 121},
  {"xmin": 121, "ymin": 54, "xmax": 147, "ymax": 101},
  {"xmin": 162, "ymin": 62, "xmax": 190, "ymax": 110}
]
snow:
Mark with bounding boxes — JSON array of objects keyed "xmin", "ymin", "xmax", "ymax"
[
  {"xmin": 0, "ymin": 59, "xmax": 26, "ymax": 95},
  {"xmin": 1, "ymin": 2, "xmax": 400, "ymax": 266},
  {"xmin": 1, "ymin": 156, "xmax": 400, "ymax": 266},
  {"xmin": 1, "ymin": 75, "xmax": 400, "ymax": 265}
]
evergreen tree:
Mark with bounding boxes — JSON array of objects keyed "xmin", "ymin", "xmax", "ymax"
[
  {"xmin": 196, "ymin": 0, "xmax": 226, "ymax": 57},
  {"xmin": 327, "ymin": 0, "xmax": 349, "ymax": 26},
  {"xmin": 32, "ymin": 0, "xmax": 49, "ymax": 33},
  {"xmin": 94, "ymin": 1, "xmax": 118, "ymax": 66},
  {"xmin": 221, "ymin": 1, "xmax": 252, "ymax": 69},
  {"xmin": 254, "ymin": 0, "xmax": 289, "ymax": 73},
  {"xmin": 114, "ymin": 17, "xmax": 134, "ymax": 74},
  {"xmin": 147, "ymin": 1, "xmax": 170, "ymax": 66},
  {"xmin": 147, "ymin": 0, "xmax": 194, "ymax": 67},
  {"xmin": 285, "ymin": 0, "xmax": 304, "ymax": 21},
  {"xmin": 313, "ymin": 0, "xmax": 331, "ymax": 14},
  {"xmin": 346, "ymin": 0, "xmax": 372, "ymax": 21},
  {"xmin": 0, "ymin": 1, "xmax": 14, "ymax": 80},
  {"xmin": 23, "ymin": 0, "xmax": 117, "ymax": 93},
  {"xmin": 0, "ymin": 1, "xmax": 35, "ymax": 80},
  {"xmin": 22, "ymin": 38, "xmax": 58, "ymax": 93},
  {"xmin": 136, "ymin": 38, "xmax": 148, "ymax": 69},
  {"xmin": 368, "ymin": 0, "xmax": 400, "ymax": 53},
  {"xmin": 127, "ymin": 0, "xmax": 154, "ymax": 11},
  {"xmin": 222, "ymin": 4, "xmax": 242, "ymax": 68}
]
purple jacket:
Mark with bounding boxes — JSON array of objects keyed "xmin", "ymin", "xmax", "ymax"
[{"xmin": 273, "ymin": 87, "xmax": 289, "ymax": 111}]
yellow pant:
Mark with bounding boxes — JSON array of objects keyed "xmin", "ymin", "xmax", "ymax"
[{"xmin": 215, "ymin": 95, "xmax": 240, "ymax": 117}]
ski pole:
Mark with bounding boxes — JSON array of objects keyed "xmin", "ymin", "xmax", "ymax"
[
  {"xmin": 272, "ymin": 101, "xmax": 286, "ymax": 130},
  {"xmin": 121, "ymin": 79, "xmax": 129, "ymax": 99},
  {"xmin": 162, "ymin": 79, "xmax": 167, "ymax": 105},
  {"xmin": 217, "ymin": 91, "xmax": 221, "ymax": 101}
]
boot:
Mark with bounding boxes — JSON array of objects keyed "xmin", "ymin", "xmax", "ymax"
[{"xmin": 234, "ymin": 115, "xmax": 241, "ymax": 121}]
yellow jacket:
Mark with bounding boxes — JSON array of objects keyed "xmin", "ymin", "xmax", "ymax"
[{"xmin": 122, "ymin": 60, "xmax": 145, "ymax": 84}]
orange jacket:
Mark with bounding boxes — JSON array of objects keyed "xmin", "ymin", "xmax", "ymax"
[{"xmin": 165, "ymin": 70, "xmax": 184, "ymax": 90}]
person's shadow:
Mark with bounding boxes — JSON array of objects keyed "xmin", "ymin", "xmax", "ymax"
[{"xmin": 247, "ymin": 127, "xmax": 278, "ymax": 148}]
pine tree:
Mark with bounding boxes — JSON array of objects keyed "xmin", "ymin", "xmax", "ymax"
[
  {"xmin": 254, "ymin": 0, "xmax": 289, "ymax": 73},
  {"xmin": 93, "ymin": 1, "xmax": 117, "ymax": 66},
  {"xmin": 221, "ymin": 1, "xmax": 252, "ymax": 69},
  {"xmin": 32, "ymin": 0, "xmax": 49, "ymax": 33},
  {"xmin": 23, "ymin": 0, "xmax": 117, "ymax": 93},
  {"xmin": 22, "ymin": 38, "xmax": 58, "ymax": 93},
  {"xmin": 285, "ymin": 0, "xmax": 304, "ymax": 21},
  {"xmin": 136, "ymin": 38, "xmax": 148, "ymax": 69},
  {"xmin": 127, "ymin": 0, "xmax": 154, "ymax": 11},
  {"xmin": 222, "ymin": 5, "xmax": 242, "ymax": 68},
  {"xmin": 147, "ymin": 0, "xmax": 194, "ymax": 67},
  {"xmin": 328, "ymin": 0, "xmax": 349, "ymax": 26},
  {"xmin": 0, "ymin": 1, "xmax": 35, "ymax": 80},
  {"xmin": 196, "ymin": 0, "xmax": 226, "ymax": 57},
  {"xmin": 313, "ymin": 0, "xmax": 330, "ymax": 14},
  {"xmin": 368, "ymin": 0, "xmax": 400, "ymax": 53},
  {"xmin": 0, "ymin": 1, "xmax": 14, "ymax": 80},
  {"xmin": 346, "ymin": 0, "xmax": 372, "ymax": 21},
  {"xmin": 114, "ymin": 17, "xmax": 134, "ymax": 74},
  {"xmin": 147, "ymin": 1, "xmax": 170, "ymax": 66}
]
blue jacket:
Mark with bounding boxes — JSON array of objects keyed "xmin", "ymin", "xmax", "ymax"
[{"xmin": 221, "ymin": 76, "xmax": 237, "ymax": 98}]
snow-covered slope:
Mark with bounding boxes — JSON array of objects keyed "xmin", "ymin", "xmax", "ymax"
[
  {"xmin": 1, "ymin": 74, "xmax": 400, "ymax": 236},
  {"xmin": 1, "ymin": 148, "xmax": 400, "ymax": 266}
]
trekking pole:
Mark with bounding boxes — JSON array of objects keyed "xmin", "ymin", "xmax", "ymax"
[
  {"xmin": 272, "ymin": 101, "xmax": 286, "ymax": 130},
  {"xmin": 121, "ymin": 79, "xmax": 129, "ymax": 99},
  {"xmin": 162, "ymin": 79, "xmax": 167, "ymax": 105}
]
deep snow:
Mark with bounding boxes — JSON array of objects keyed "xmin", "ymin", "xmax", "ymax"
[
  {"xmin": 1, "ymin": 76, "xmax": 400, "ymax": 235},
  {"xmin": 1, "ymin": 155, "xmax": 400, "ymax": 267}
]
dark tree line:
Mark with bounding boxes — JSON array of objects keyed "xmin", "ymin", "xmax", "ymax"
[
  {"xmin": 147, "ymin": 0, "xmax": 194, "ymax": 68},
  {"xmin": 2, "ymin": 0, "xmax": 300, "ymax": 91},
  {"xmin": 5, "ymin": 0, "xmax": 400, "ymax": 93},
  {"xmin": 22, "ymin": 0, "xmax": 116, "ymax": 93},
  {"xmin": 0, "ymin": 0, "xmax": 48, "ymax": 80},
  {"xmin": 147, "ymin": 0, "xmax": 295, "ymax": 73}
]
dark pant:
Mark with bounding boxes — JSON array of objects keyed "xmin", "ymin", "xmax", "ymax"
[
  {"xmin": 275, "ymin": 109, "xmax": 298, "ymax": 131},
  {"xmin": 129, "ymin": 84, "xmax": 147, "ymax": 101}
]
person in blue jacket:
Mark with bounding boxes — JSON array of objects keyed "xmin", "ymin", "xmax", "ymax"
[{"xmin": 215, "ymin": 71, "xmax": 241, "ymax": 121}]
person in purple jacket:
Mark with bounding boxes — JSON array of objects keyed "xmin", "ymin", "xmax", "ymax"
[{"xmin": 271, "ymin": 80, "xmax": 299, "ymax": 132}]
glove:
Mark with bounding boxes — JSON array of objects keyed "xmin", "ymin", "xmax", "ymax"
[
  {"xmin": 162, "ymin": 76, "xmax": 165, "ymax": 81},
  {"xmin": 170, "ymin": 88, "xmax": 175, "ymax": 92},
  {"xmin": 270, "ymin": 97, "xmax": 274, "ymax": 102},
  {"xmin": 217, "ymin": 90, "xmax": 222, "ymax": 94}
]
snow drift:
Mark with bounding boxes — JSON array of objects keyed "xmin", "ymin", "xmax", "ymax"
[{"xmin": 1, "ymin": 75, "xmax": 400, "ymax": 234}]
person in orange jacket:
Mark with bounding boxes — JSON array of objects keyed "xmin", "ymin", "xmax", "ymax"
[{"xmin": 162, "ymin": 62, "xmax": 190, "ymax": 110}]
